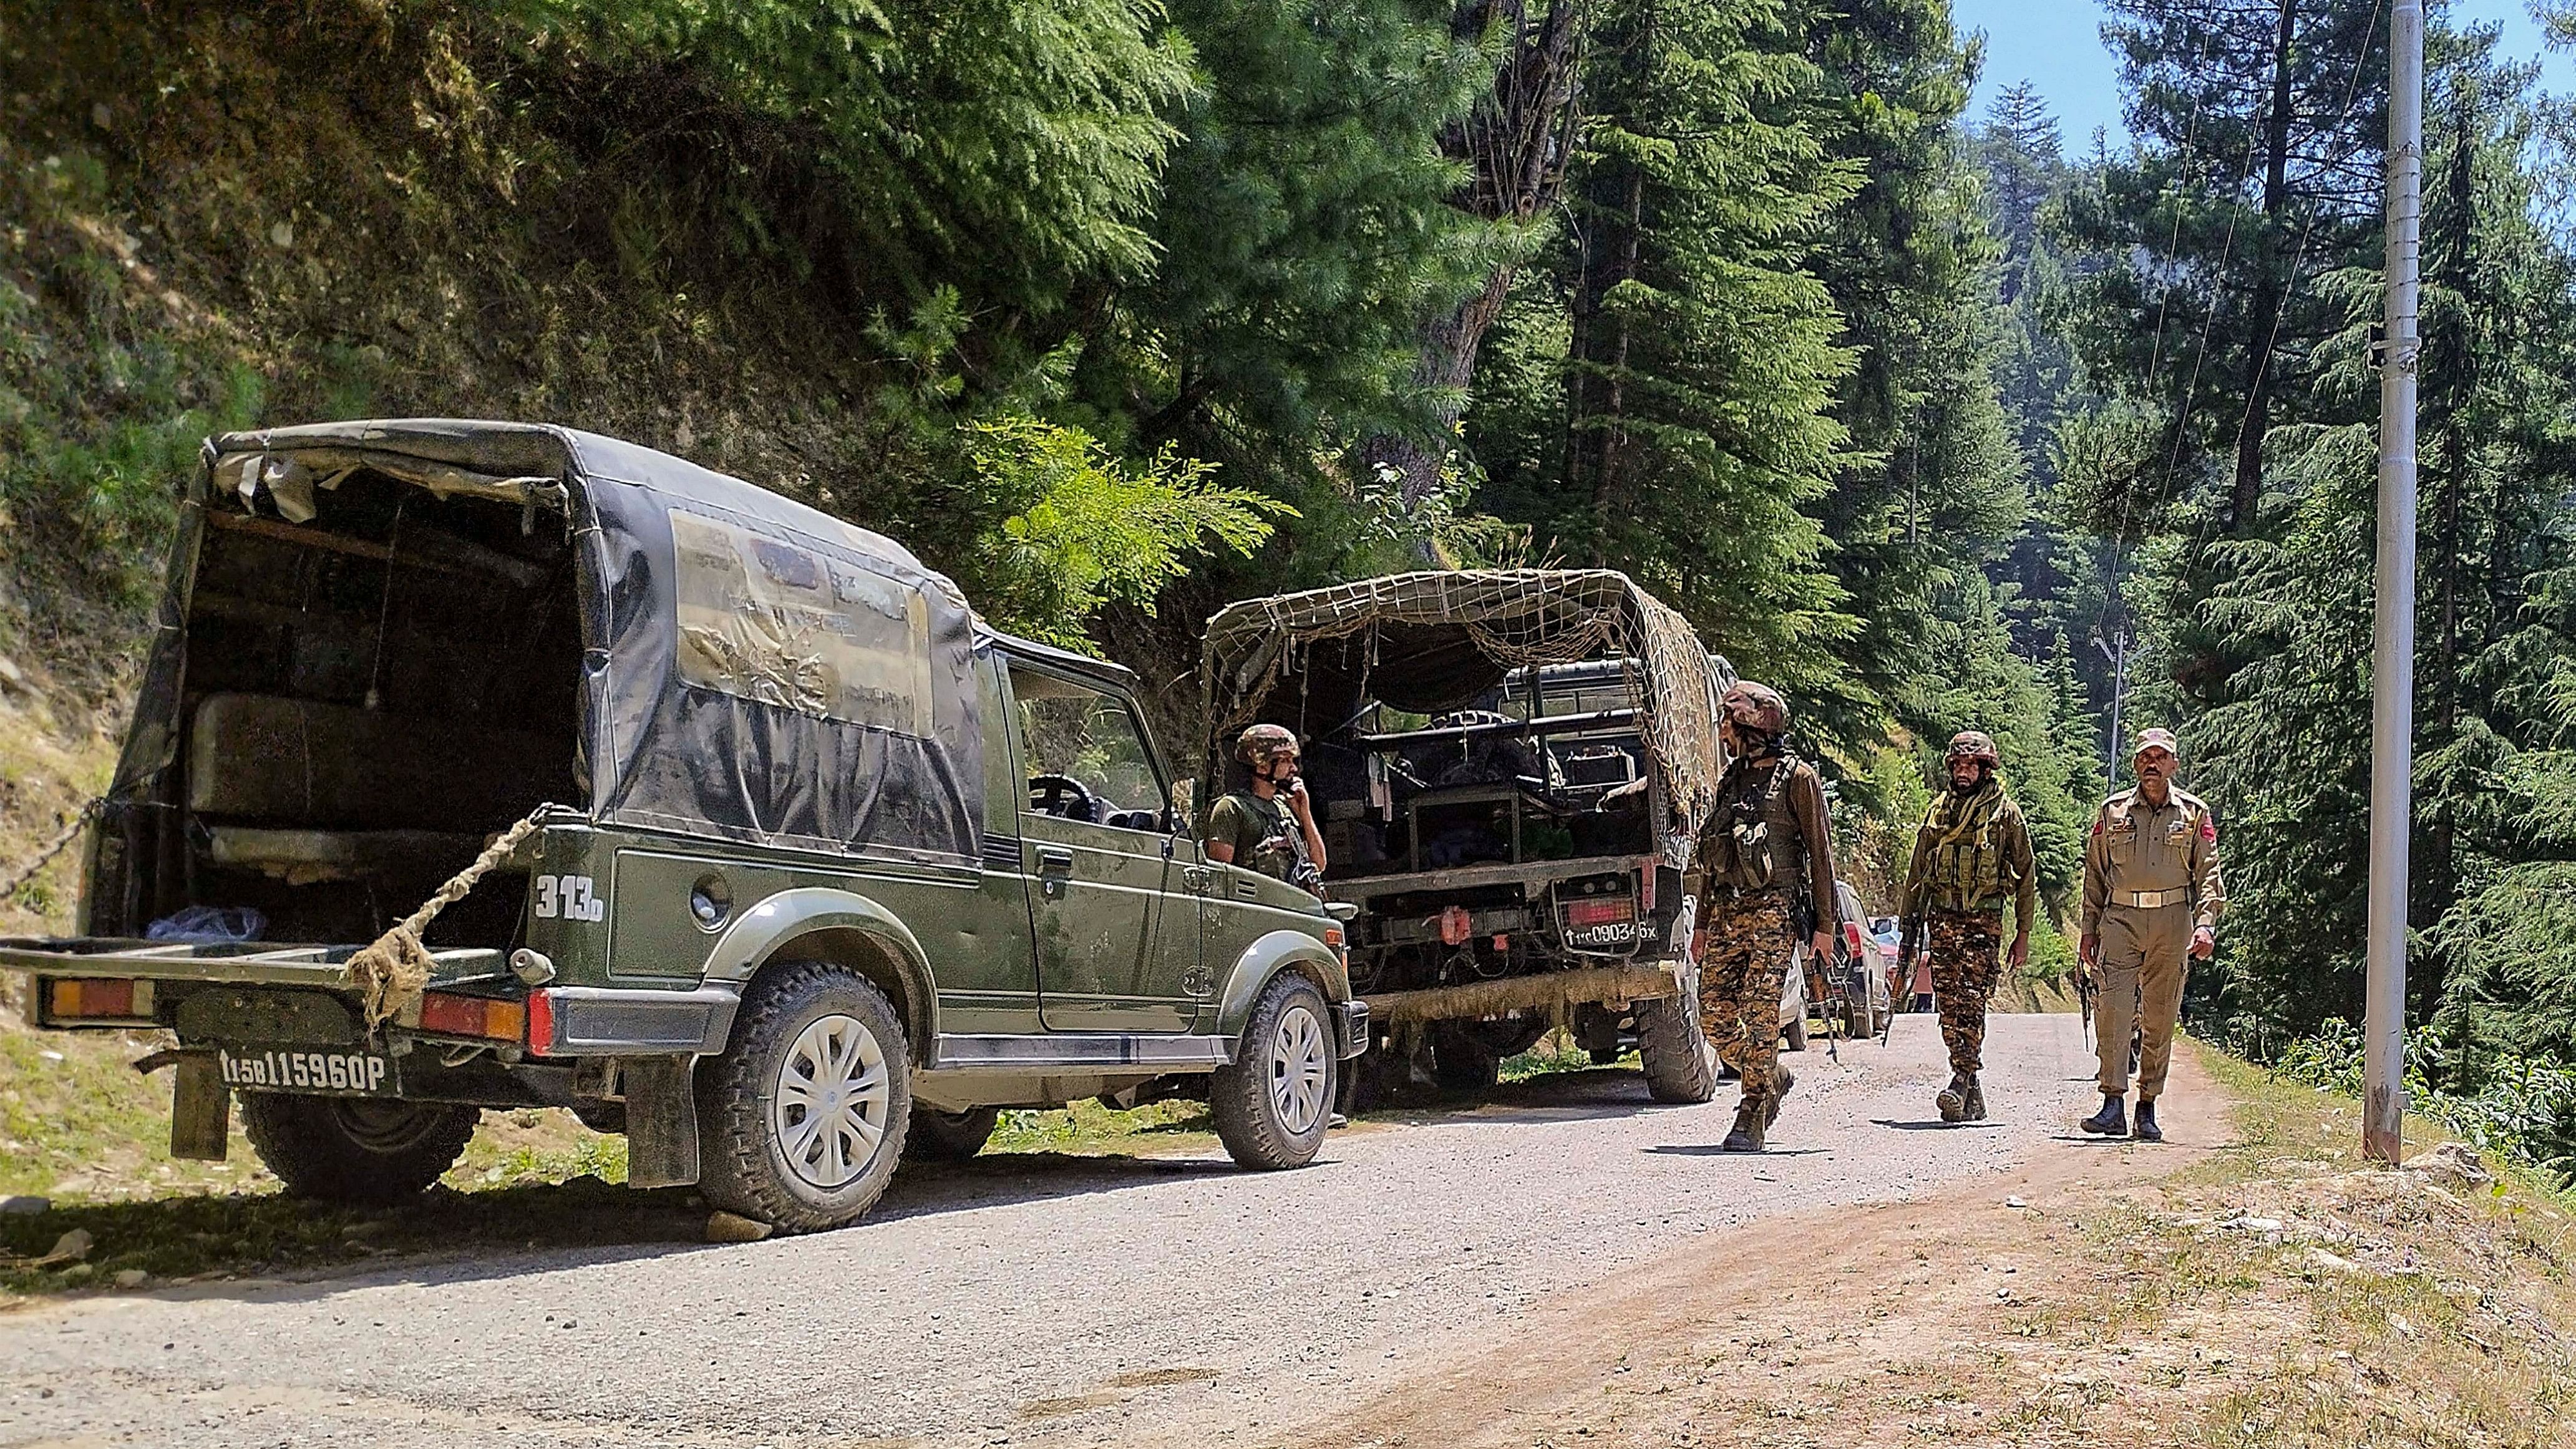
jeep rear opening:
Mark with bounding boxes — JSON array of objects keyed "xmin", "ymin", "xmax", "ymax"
[
  {"xmin": 1199, "ymin": 569, "xmax": 1730, "ymax": 1105},
  {"xmin": 2, "ymin": 420, "xmax": 1361, "ymax": 1231}
]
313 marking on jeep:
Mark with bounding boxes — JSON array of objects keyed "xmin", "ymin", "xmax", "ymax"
[{"xmin": 535, "ymin": 875, "xmax": 605, "ymax": 921}]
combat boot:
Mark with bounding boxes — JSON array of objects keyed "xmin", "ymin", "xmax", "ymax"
[
  {"xmin": 1961, "ymin": 1077, "xmax": 1986, "ymax": 1121},
  {"xmin": 2079, "ymin": 1094, "xmax": 2127, "ymax": 1136},
  {"xmin": 1764, "ymin": 1064, "xmax": 1797, "ymax": 1128},
  {"xmin": 2132, "ymin": 1098, "xmax": 2162, "ymax": 1143},
  {"xmin": 1719, "ymin": 1099, "xmax": 1766, "ymax": 1152},
  {"xmin": 1936, "ymin": 1072, "xmax": 1970, "ymax": 1123}
]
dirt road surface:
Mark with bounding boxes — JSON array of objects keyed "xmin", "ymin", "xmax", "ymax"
[{"xmin": 1, "ymin": 1013, "xmax": 2174, "ymax": 1448}]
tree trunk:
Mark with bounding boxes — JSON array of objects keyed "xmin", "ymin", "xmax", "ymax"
[
  {"xmin": 1361, "ymin": 0, "xmax": 1588, "ymax": 538},
  {"xmin": 2228, "ymin": 0, "xmax": 2298, "ymax": 535}
]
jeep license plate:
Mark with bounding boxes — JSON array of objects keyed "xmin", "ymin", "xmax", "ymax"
[{"xmin": 217, "ymin": 1046, "xmax": 395, "ymax": 1097}]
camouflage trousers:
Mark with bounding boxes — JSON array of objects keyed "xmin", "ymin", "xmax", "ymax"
[
  {"xmin": 1927, "ymin": 908, "xmax": 2002, "ymax": 1078},
  {"xmin": 1698, "ymin": 891, "xmax": 1797, "ymax": 1105}
]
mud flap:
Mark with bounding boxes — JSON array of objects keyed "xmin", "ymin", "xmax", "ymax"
[
  {"xmin": 170, "ymin": 1055, "xmax": 231, "ymax": 1161},
  {"xmin": 623, "ymin": 1055, "xmax": 701, "ymax": 1189}
]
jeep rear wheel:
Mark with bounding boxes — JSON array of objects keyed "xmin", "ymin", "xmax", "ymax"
[
  {"xmin": 1210, "ymin": 974, "xmax": 1334, "ymax": 1171},
  {"xmin": 239, "ymin": 1094, "xmax": 480, "ymax": 1204},
  {"xmin": 1635, "ymin": 995, "xmax": 1719, "ymax": 1103},
  {"xmin": 697, "ymin": 962, "xmax": 912, "ymax": 1233}
]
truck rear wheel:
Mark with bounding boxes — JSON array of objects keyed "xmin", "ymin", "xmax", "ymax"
[
  {"xmin": 1635, "ymin": 996, "xmax": 1719, "ymax": 1103},
  {"xmin": 1210, "ymin": 974, "xmax": 1334, "ymax": 1170},
  {"xmin": 905, "ymin": 1106, "xmax": 1001, "ymax": 1163},
  {"xmin": 239, "ymin": 1094, "xmax": 480, "ymax": 1204},
  {"xmin": 697, "ymin": 961, "xmax": 913, "ymax": 1233}
]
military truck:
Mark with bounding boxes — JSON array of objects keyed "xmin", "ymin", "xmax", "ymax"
[
  {"xmin": 1199, "ymin": 571, "xmax": 1726, "ymax": 1104},
  {"xmin": 0, "ymin": 420, "xmax": 1363, "ymax": 1233}
]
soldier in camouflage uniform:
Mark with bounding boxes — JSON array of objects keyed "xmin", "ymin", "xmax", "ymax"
[
  {"xmin": 1897, "ymin": 731, "xmax": 2039, "ymax": 1123},
  {"xmin": 1694, "ymin": 681, "xmax": 1839, "ymax": 1153}
]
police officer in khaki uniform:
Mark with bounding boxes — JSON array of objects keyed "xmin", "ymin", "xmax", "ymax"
[{"xmin": 2078, "ymin": 727, "xmax": 2224, "ymax": 1142}]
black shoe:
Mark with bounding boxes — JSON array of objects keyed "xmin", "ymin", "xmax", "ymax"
[
  {"xmin": 1719, "ymin": 1100, "xmax": 1766, "ymax": 1152},
  {"xmin": 1962, "ymin": 1080, "xmax": 1986, "ymax": 1121},
  {"xmin": 1764, "ymin": 1065, "xmax": 1796, "ymax": 1128},
  {"xmin": 1937, "ymin": 1074, "xmax": 1968, "ymax": 1123},
  {"xmin": 2132, "ymin": 1098, "xmax": 2162, "ymax": 1143},
  {"xmin": 2080, "ymin": 1095, "xmax": 2127, "ymax": 1136}
]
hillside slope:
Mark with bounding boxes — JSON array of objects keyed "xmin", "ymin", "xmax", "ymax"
[{"xmin": 0, "ymin": 0, "xmax": 957, "ymax": 929}]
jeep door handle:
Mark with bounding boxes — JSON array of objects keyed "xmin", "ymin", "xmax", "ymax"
[
  {"xmin": 1034, "ymin": 846, "xmax": 1076, "ymax": 900},
  {"xmin": 1182, "ymin": 865, "xmax": 1215, "ymax": 892}
]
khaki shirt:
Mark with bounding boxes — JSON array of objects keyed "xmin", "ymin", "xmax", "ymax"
[{"xmin": 2079, "ymin": 786, "xmax": 2226, "ymax": 937}]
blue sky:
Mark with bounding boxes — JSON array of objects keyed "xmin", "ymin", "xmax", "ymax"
[{"xmin": 1953, "ymin": 0, "xmax": 2575, "ymax": 147}]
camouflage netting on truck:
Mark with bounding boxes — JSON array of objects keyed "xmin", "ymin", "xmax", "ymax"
[{"xmin": 1200, "ymin": 569, "xmax": 1729, "ymax": 839}]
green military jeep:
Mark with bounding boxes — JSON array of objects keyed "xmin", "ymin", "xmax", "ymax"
[{"xmin": 0, "ymin": 420, "xmax": 1362, "ymax": 1232}]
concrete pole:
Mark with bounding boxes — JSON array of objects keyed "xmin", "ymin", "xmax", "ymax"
[{"xmin": 2365, "ymin": 0, "xmax": 2423, "ymax": 1166}]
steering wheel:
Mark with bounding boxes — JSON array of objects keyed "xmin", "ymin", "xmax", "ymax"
[{"xmin": 1028, "ymin": 773, "xmax": 1102, "ymax": 822}]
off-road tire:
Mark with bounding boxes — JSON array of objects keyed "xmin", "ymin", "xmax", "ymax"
[
  {"xmin": 696, "ymin": 961, "xmax": 912, "ymax": 1233},
  {"xmin": 1210, "ymin": 974, "xmax": 1335, "ymax": 1171},
  {"xmin": 905, "ymin": 1105, "xmax": 1001, "ymax": 1163},
  {"xmin": 1635, "ymin": 995, "xmax": 1719, "ymax": 1104},
  {"xmin": 238, "ymin": 1093, "xmax": 480, "ymax": 1204},
  {"xmin": 1588, "ymin": 1045, "xmax": 1623, "ymax": 1067}
]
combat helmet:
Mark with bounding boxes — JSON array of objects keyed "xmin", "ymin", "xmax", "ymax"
[
  {"xmin": 1719, "ymin": 681, "xmax": 1790, "ymax": 737},
  {"xmin": 1235, "ymin": 723, "xmax": 1301, "ymax": 769},
  {"xmin": 1945, "ymin": 730, "xmax": 2000, "ymax": 767}
]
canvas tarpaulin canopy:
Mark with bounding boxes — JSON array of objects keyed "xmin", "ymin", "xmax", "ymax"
[
  {"xmin": 1199, "ymin": 569, "xmax": 1730, "ymax": 840},
  {"xmin": 118, "ymin": 420, "xmax": 987, "ymax": 863}
]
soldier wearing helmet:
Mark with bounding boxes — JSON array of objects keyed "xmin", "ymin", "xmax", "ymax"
[
  {"xmin": 1694, "ymin": 681, "xmax": 1840, "ymax": 1152},
  {"xmin": 1205, "ymin": 723, "xmax": 1328, "ymax": 896},
  {"xmin": 1897, "ymin": 729, "xmax": 2039, "ymax": 1123},
  {"xmin": 2078, "ymin": 727, "xmax": 2225, "ymax": 1143}
]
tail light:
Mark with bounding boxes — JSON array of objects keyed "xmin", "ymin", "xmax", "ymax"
[
  {"xmin": 46, "ymin": 978, "xmax": 155, "ymax": 1022},
  {"xmin": 1844, "ymin": 921, "xmax": 1865, "ymax": 952},
  {"xmin": 1565, "ymin": 898, "xmax": 1636, "ymax": 928},
  {"xmin": 419, "ymin": 991, "xmax": 528, "ymax": 1044},
  {"xmin": 526, "ymin": 988, "xmax": 558, "ymax": 1056}
]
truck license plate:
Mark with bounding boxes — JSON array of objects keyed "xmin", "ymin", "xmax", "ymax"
[{"xmin": 217, "ymin": 1047, "xmax": 395, "ymax": 1097}]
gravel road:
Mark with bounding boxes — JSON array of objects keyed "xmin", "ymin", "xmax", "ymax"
[{"xmin": 1, "ymin": 1013, "xmax": 2101, "ymax": 1448}]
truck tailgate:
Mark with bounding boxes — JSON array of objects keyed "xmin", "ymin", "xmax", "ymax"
[{"xmin": 0, "ymin": 936, "xmax": 503, "ymax": 991}]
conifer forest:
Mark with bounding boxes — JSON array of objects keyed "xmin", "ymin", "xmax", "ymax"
[{"xmin": 6, "ymin": 0, "xmax": 2576, "ymax": 1172}]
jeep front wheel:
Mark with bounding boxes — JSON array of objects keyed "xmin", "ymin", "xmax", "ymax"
[
  {"xmin": 697, "ymin": 962, "xmax": 913, "ymax": 1233},
  {"xmin": 1210, "ymin": 974, "xmax": 1334, "ymax": 1170},
  {"xmin": 238, "ymin": 1094, "xmax": 480, "ymax": 1204}
]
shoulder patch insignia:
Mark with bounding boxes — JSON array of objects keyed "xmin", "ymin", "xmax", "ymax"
[{"xmin": 2202, "ymin": 817, "xmax": 2217, "ymax": 843}]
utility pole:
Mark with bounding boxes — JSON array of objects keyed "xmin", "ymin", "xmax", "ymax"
[
  {"xmin": 2365, "ymin": 0, "xmax": 2424, "ymax": 1166},
  {"xmin": 2093, "ymin": 627, "xmax": 2131, "ymax": 791}
]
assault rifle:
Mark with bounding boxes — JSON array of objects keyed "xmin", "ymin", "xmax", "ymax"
[{"xmin": 1888, "ymin": 914, "xmax": 1923, "ymax": 1046}]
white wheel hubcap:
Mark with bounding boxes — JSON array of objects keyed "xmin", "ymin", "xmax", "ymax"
[
  {"xmin": 1268, "ymin": 1005, "xmax": 1329, "ymax": 1136},
  {"xmin": 772, "ymin": 1012, "xmax": 890, "ymax": 1190}
]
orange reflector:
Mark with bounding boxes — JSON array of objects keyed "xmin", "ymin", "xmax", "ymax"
[
  {"xmin": 49, "ymin": 978, "xmax": 147, "ymax": 1020},
  {"xmin": 419, "ymin": 992, "xmax": 528, "ymax": 1042},
  {"xmin": 1438, "ymin": 905, "xmax": 1473, "ymax": 947},
  {"xmin": 1323, "ymin": 926, "xmax": 1344, "ymax": 952}
]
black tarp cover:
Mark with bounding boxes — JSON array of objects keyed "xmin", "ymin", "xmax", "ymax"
[{"xmin": 167, "ymin": 420, "xmax": 984, "ymax": 863}]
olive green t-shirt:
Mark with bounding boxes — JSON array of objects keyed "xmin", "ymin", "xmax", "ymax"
[{"xmin": 1205, "ymin": 790, "xmax": 1300, "ymax": 883}]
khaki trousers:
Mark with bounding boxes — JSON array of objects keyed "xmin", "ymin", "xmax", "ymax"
[{"xmin": 2094, "ymin": 903, "xmax": 2190, "ymax": 1098}]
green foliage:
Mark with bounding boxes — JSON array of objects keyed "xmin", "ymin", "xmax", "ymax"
[
  {"xmin": 962, "ymin": 416, "xmax": 1290, "ymax": 651},
  {"xmin": 499, "ymin": 0, "xmax": 1197, "ymax": 313},
  {"xmin": 2274, "ymin": 1019, "xmax": 2576, "ymax": 1183}
]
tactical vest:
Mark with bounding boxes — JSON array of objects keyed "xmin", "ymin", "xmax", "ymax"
[
  {"xmin": 1709, "ymin": 755, "xmax": 1804, "ymax": 896},
  {"xmin": 1916, "ymin": 784, "xmax": 2008, "ymax": 912}
]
